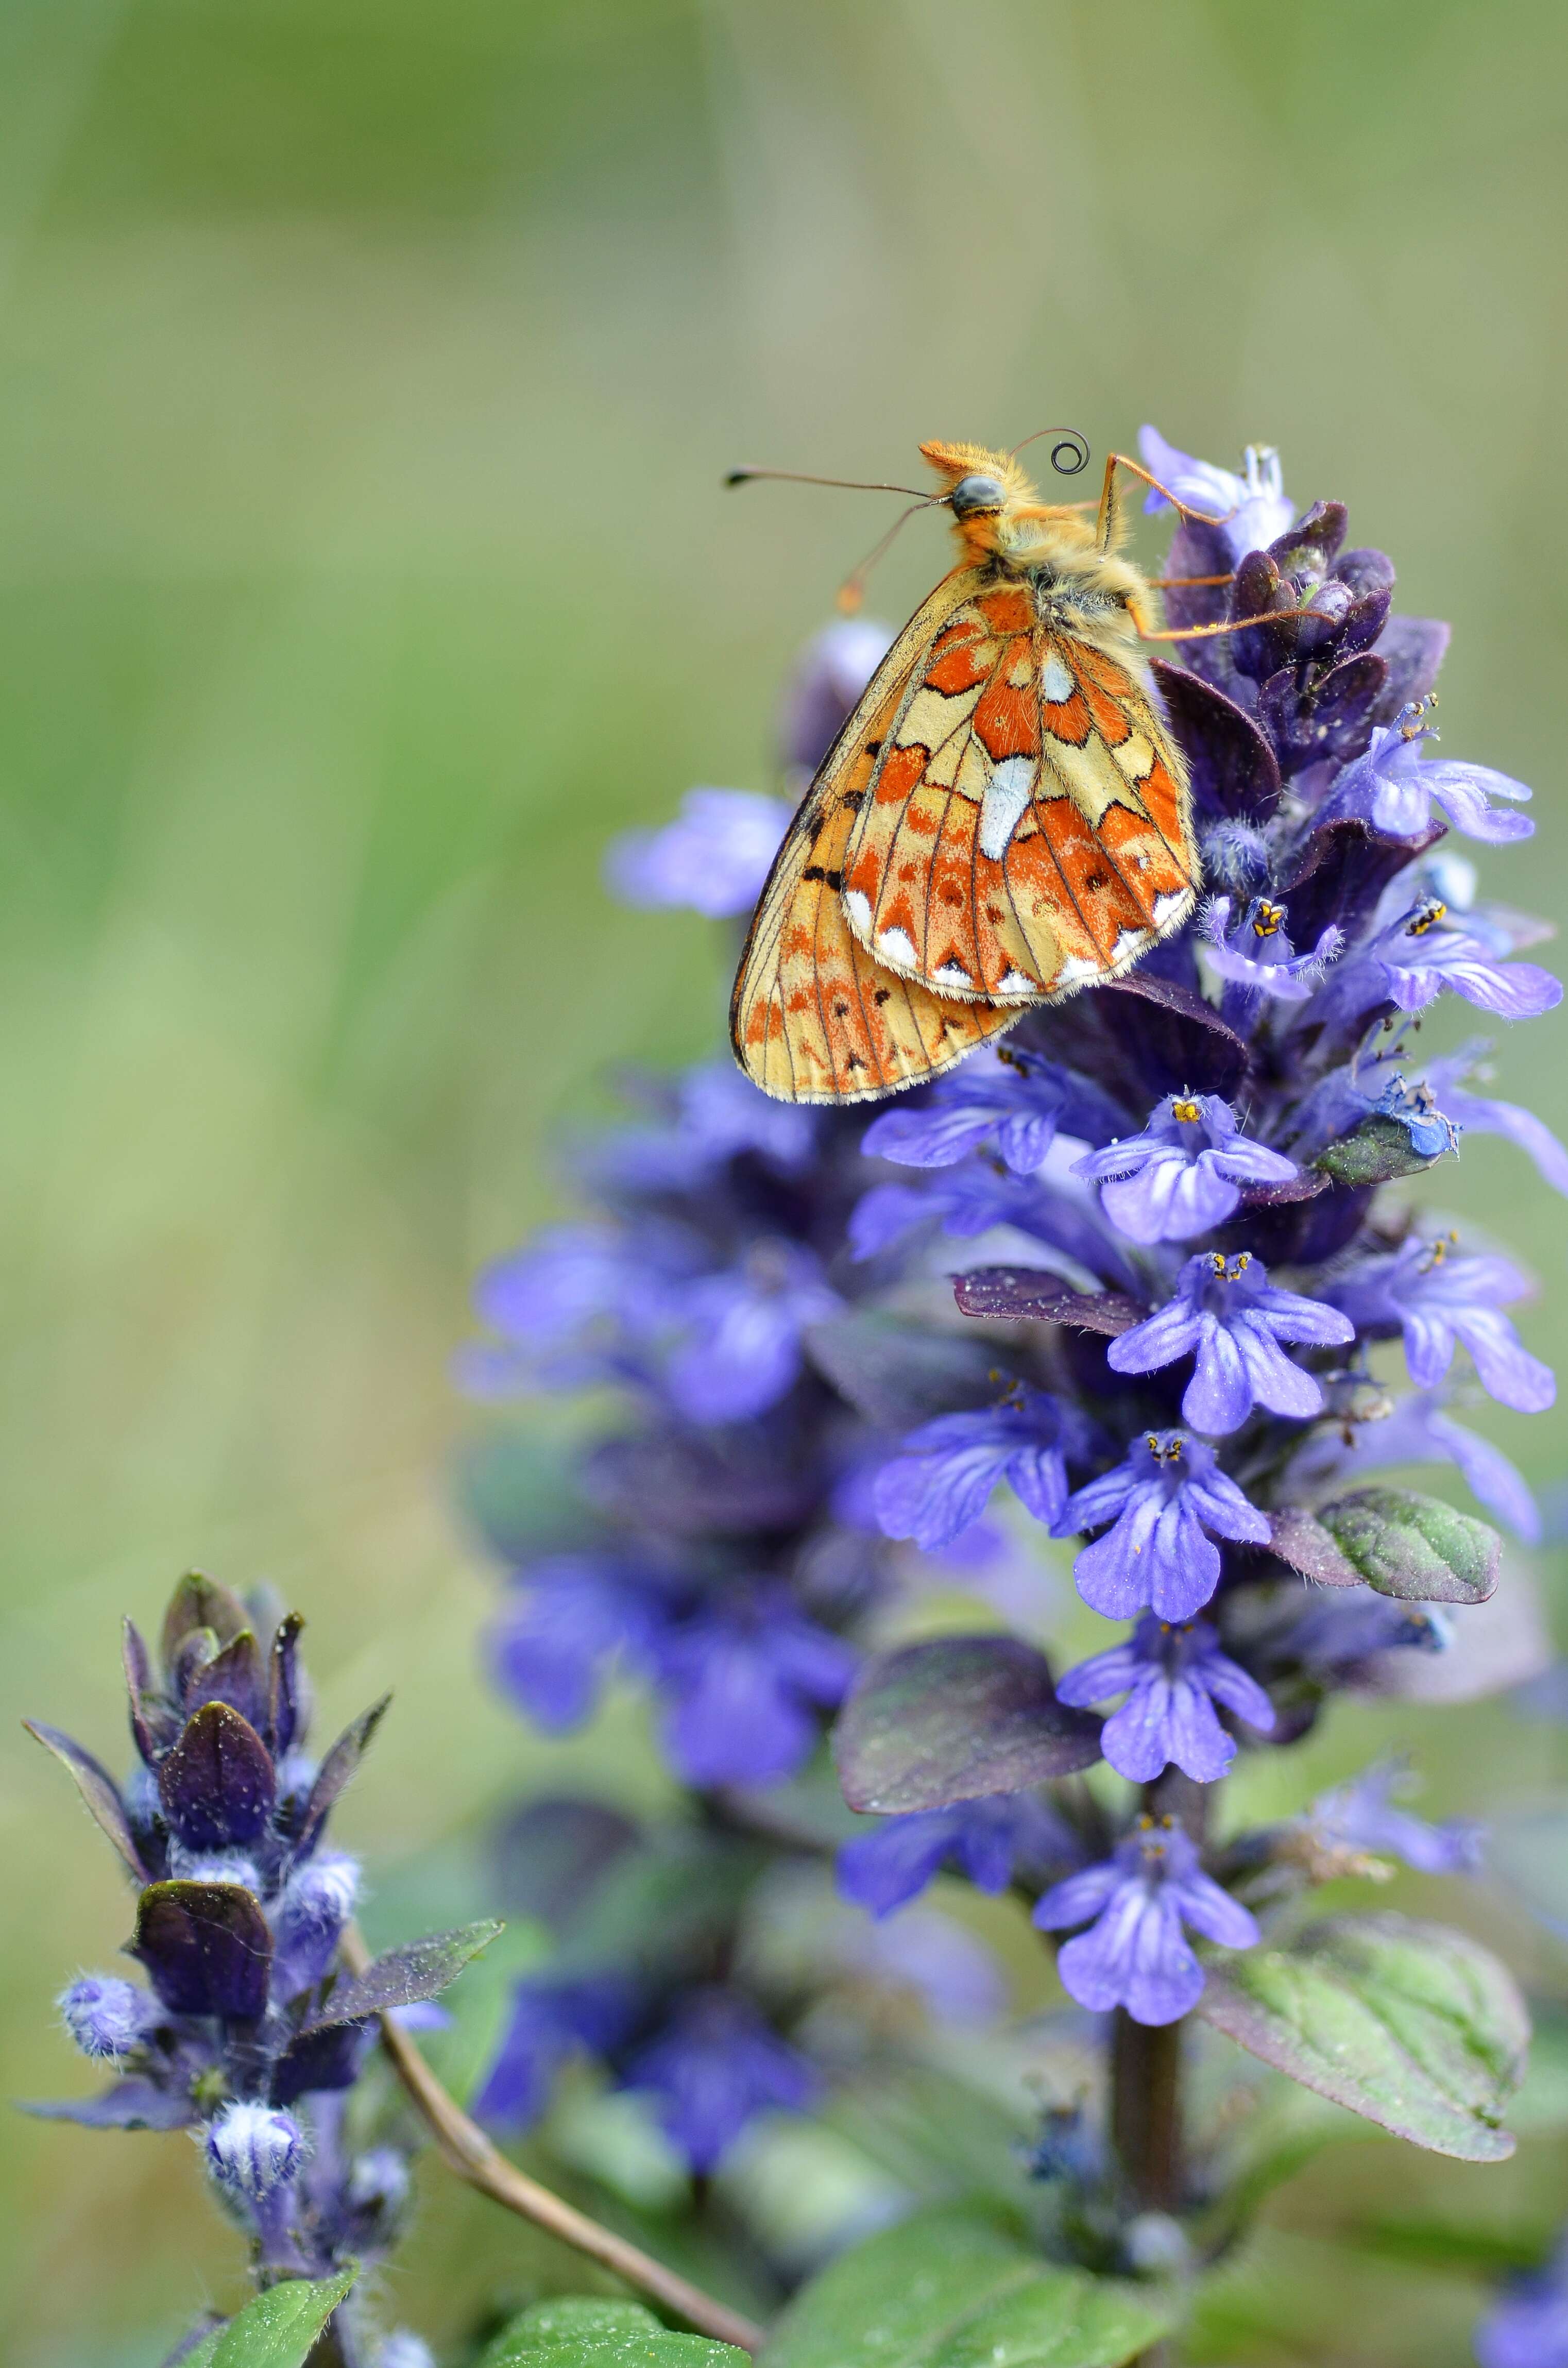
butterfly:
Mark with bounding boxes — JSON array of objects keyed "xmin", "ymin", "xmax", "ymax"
[{"xmin": 731, "ymin": 439, "xmax": 1202, "ymax": 1104}]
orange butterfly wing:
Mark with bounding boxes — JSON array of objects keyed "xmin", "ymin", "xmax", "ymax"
[
  {"xmin": 731, "ymin": 574, "xmax": 1026, "ymax": 1103},
  {"xmin": 839, "ymin": 588, "xmax": 1196, "ymax": 1001}
]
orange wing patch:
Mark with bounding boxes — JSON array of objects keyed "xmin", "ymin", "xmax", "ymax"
[
  {"xmin": 841, "ymin": 608, "xmax": 1196, "ymax": 1002},
  {"xmin": 731, "ymin": 584, "xmax": 1026, "ymax": 1103}
]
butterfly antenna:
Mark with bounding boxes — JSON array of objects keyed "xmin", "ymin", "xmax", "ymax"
[
  {"xmin": 834, "ymin": 498, "xmax": 943, "ymax": 614},
  {"xmin": 725, "ymin": 466, "xmax": 930, "ymax": 496},
  {"xmin": 1009, "ymin": 426, "xmax": 1092, "ymax": 477}
]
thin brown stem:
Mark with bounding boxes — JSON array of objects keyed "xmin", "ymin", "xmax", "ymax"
[
  {"xmin": 1110, "ymin": 2011, "xmax": 1182, "ymax": 2212},
  {"xmin": 340, "ymin": 1925, "xmax": 764, "ymax": 2355}
]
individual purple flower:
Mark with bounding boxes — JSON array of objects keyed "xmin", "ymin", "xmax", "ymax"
[
  {"xmin": 623, "ymin": 1987, "xmax": 816, "ymax": 2174},
  {"xmin": 1475, "ymin": 2236, "xmax": 1568, "ymax": 2368},
  {"xmin": 849, "ymin": 1162, "xmax": 1136, "ymax": 1292},
  {"xmin": 778, "ymin": 618, "xmax": 894, "ymax": 777},
  {"xmin": 1137, "ymin": 427, "xmax": 1294, "ymax": 561},
  {"xmin": 1346, "ymin": 897, "xmax": 1562, "ymax": 1024},
  {"xmin": 861, "ymin": 1048, "xmax": 1121, "ymax": 1176},
  {"xmin": 1315, "ymin": 701, "xmax": 1533, "ymax": 845},
  {"xmin": 1200, "ymin": 894, "xmax": 1343, "ymax": 1004},
  {"xmin": 475, "ymin": 1974, "xmax": 640, "ymax": 2130},
  {"xmin": 604, "ymin": 788, "xmax": 791, "ymax": 918},
  {"xmin": 665, "ymin": 1240, "xmax": 840, "ymax": 1424},
  {"xmin": 1286, "ymin": 1389, "xmax": 1541, "ymax": 1544},
  {"xmin": 1034, "ymin": 1817, "xmax": 1259, "ymax": 2025},
  {"xmin": 1282, "ymin": 1586, "xmax": 1451, "ymax": 1676},
  {"xmin": 271, "ymin": 1854, "xmax": 361, "ymax": 1998},
  {"xmin": 1324, "ymin": 1228, "xmax": 1555, "ymax": 1415},
  {"xmin": 463, "ymin": 1220, "xmax": 697, "ymax": 1394},
  {"xmin": 1056, "ymin": 1615, "xmax": 1275, "ymax": 1784},
  {"xmin": 872, "ymin": 1389, "xmax": 1086, "ymax": 1548},
  {"xmin": 1072, "ymin": 1095, "xmax": 1299, "ymax": 1245},
  {"xmin": 836, "ymin": 1793, "xmax": 1077, "ymax": 1919},
  {"xmin": 1107, "ymin": 1250, "xmax": 1354, "ymax": 1434},
  {"xmin": 653, "ymin": 1587, "xmax": 857, "ymax": 1789},
  {"xmin": 1058, "ymin": 1430, "xmax": 1271, "ymax": 1622},
  {"xmin": 1308, "ymin": 1760, "xmax": 1484, "ymax": 1876},
  {"xmin": 487, "ymin": 1555, "xmax": 671, "ymax": 1733}
]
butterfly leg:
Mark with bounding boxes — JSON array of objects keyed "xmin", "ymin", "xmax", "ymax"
[{"xmin": 1093, "ymin": 453, "xmax": 1236, "ymax": 553}]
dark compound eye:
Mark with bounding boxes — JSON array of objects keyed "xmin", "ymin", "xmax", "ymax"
[{"xmin": 949, "ymin": 472, "xmax": 1007, "ymax": 517}]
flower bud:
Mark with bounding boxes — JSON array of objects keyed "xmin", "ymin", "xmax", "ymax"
[
  {"xmin": 169, "ymin": 1849, "xmax": 262, "ymax": 1891},
  {"xmin": 346, "ymin": 2145, "xmax": 410, "ymax": 2218},
  {"xmin": 380, "ymin": 2336, "xmax": 435, "ymax": 2368},
  {"xmin": 273, "ymin": 1852, "xmax": 360, "ymax": 1991},
  {"xmin": 58, "ymin": 1973, "xmax": 148, "ymax": 2060},
  {"xmin": 204, "ymin": 2101, "xmax": 304, "ymax": 2200}
]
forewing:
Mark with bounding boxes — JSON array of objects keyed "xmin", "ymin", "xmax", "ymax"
[
  {"xmin": 731, "ymin": 577, "xmax": 1024, "ymax": 1103},
  {"xmin": 841, "ymin": 587, "xmax": 1196, "ymax": 1000}
]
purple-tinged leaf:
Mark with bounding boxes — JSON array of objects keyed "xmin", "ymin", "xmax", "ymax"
[
  {"xmin": 951, "ymin": 1268, "xmax": 1145, "ymax": 1335},
  {"xmin": 158, "ymin": 1702, "xmax": 276, "ymax": 1850},
  {"xmin": 268, "ymin": 1612, "xmax": 305, "ymax": 1757},
  {"xmin": 1279, "ymin": 817, "xmax": 1445, "ymax": 952},
  {"xmin": 22, "ymin": 2077, "xmax": 196, "ymax": 2130},
  {"xmin": 134, "ymin": 1880, "xmax": 273, "ymax": 2018},
  {"xmin": 1316, "ymin": 1487, "xmax": 1501, "ymax": 1603},
  {"xmin": 1260, "ymin": 652, "xmax": 1387, "ymax": 771},
  {"xmin": 1151, "ymin": 661, "xmax": 1281, "ymax": 824},
  {"xmin": 23, "ymin": 1720, "xmax": 149, "ymax": 1883},
  {"xmin": 1238, "ymin": 1165, "xmax": 1328, "ymax": 1208},
  {"xmin": 584, "ymin": 1426, "xmax": 817, "ymax": 1537},
  {"xmin": 299, "ymin": 1919, "xmax": 503, "ymax": 2034},
  {"xmin": 1198, "ymin": 1914, "xmax": 1526, "ymax": 2162},
  {"xmin": 1101, "ymin": 974, "xmax": 1252, "ymax": 1101},
  {"xmin": 183, "ymin": 1631, "xmax": 268, "ymax": 1731},
  {"xmin": 833, "ymin": 1636, "xmax": 1101, "ymax": 1813},
  {"xmin": 271, "ymin": 2021, "xmax": 371, "ymax": 2104},
  {"xmin": 805, "ymin": 1311, "xmax": 1020, "ymax": 1431},
  {"xmin": 1267, "ymin": 1508, "xmax": 1361, "ymax": 1588},
  {"xmin": 160, "ymin": 1572, "xmax": 251, "ymax": 1671},
  {"xmin": 122, "ymin": 1619, "xmax": 179, "ymax": 1762},
  {"xmin": 294, "ymin": 1695, "xmax": 391, "ymax": 1856}
]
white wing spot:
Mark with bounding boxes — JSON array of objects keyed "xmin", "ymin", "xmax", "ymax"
[
  {"xmin": 932, "ymin": 961, "xmax": 973, "ymax": 990},
  {"xmin": 845, "ymin": 888, "xmax": 873, "ymax": 935},
  {"xmin": 877, "ymin": 925, "xmax": 918, "ymax": 968},
  {"xmin": 1112, "ymin": 927, "xmax": 1151, "ymax": 962},
  {"xmin": 1056, "ymin": 955, "xmax": 1103, "ymax": 988},
  {"xmin": 979, "ymin": 756, "xmax": 1036, "ymax": 861},
  {"xmin": 1153, "ymin": 891, "xmax": 1191, "ymax": 926},
  {"xmin": 1041, "ymin": 649, "xmax": 1075, "ymax": 703},
  {"xmin": 997, "ymin": 968, "xmax": 1040, "ymax": 997}
]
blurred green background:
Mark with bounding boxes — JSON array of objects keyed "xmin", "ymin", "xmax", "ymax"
[{"xmin": 4, "ymin": 1, "xmax": 1568, "ymax": 2360}]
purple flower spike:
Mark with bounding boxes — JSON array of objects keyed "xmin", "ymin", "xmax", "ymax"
[
  {"xmin": 1034, "ymin": 1817, "xmax": 1258, "ymax": 2025},
  {"xmin": 604, "ymin": 788, "xmax": 790, "ymax": 918},
  {"xmin": 1325, "ymin": 1228, "xmax": 1555, "ymax": 1415},
  {"xmin": 872, "ymin": 1389, "xmax": 1086, "ymax": 1549},
  {"xmin": 1057, "ymin": 1615, "xmax": 1275, "ymax": 1784},
  {"xmin": 1108, "ymin": 1250, "xmax": 1354, "ymax": 1434},
  {"xmin": 837, "ymin": 1793, "xmax": 1077, "ymax": 1919},
  {"xmin": 1059, "ymin": 1430, "xmax": 1270, "ymax": 1623},
  {"xmin": 1201, "ymin": 894, "xmax": 1343, "ymax": 1004},
  {"xmin": 653, "ymin": 1588, "xmax": 856, "ymax": 1789},
  {"xmin": 1309, "ymin": 1760, "xmax": 1484, "ymax": 1876},
  {"xmin": 1316, "ymin": 703, "xmax": 1533, "ymax": 845},
  {"xmin": 862, "ymin": 1048, "xmax": 1122, "ymax": 1176},
  {"xmin": 666, "ymin": 1241, "xmax": 840, "ymax": 1425},
  {"xmin": 1137, "ymin": 428, "xmax": 1294, "ymax": 561},
  {"xmin": 1475, "ymin": 2237, "xmax": 1568, "ymax": 2368},
  {"xmin": 624, "ymin": 1988, "xmax": 816, "ymax": 2174},
  {"xmin": 1073, "ymin": 1095, "xmax": 1298, "ymax": 1245}
]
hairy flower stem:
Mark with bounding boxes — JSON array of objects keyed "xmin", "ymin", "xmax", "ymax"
[{"xmin": 340, "ymin": 1926, "xmax": 764, "ymax": 2353}]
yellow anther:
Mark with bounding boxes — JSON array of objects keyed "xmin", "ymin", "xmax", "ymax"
[
  {"xmin": 1171, "ymin": 1098, "xmax": 1201, "ymax": 1123},
  {"xmin": 1252, "ymin": 902, "xmax": 1285, "ymax": 938}
]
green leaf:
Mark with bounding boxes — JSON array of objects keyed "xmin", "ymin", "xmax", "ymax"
[
  {"xmin": 1265, "ymin": 1507, "xmax": 1359, "ymax": 1588},
  {"xmin": 196, "ymin": 2267, "xmax": 357, "ymax": 2367},
  {"xmin": 1315, "ymin": 1486, "xmax": 1501, "ymax": 1602},
  {"xmin": 478, "ymin": 2296, "xmax": 746, "ymax": 2367},
  {"xmin": 804, "ymin": 1309, "xmax": 1018, "ymax": 1430},
  {"xmin": 1316, "ymin": 1114, "xmax": 1439, "ymax": 1186},
  {"xmin": 299, "ymin": 1919, "xmax": 504, "ymax": 2032},
  {"xmin": 833, "ymin": 1636, "xmax": 1101, "ymax": 1813},
  {"xmin": 760, "ymin": 2203, "xmax": 1177, "ymax": 2368},
  {"xmin": 22, "ymin": 1719, "xmax": 149, "ymax": 1881},
  {"xmin": 1197, "ymin": 1913, "xmax": 1529, "ymax": 2161}
]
